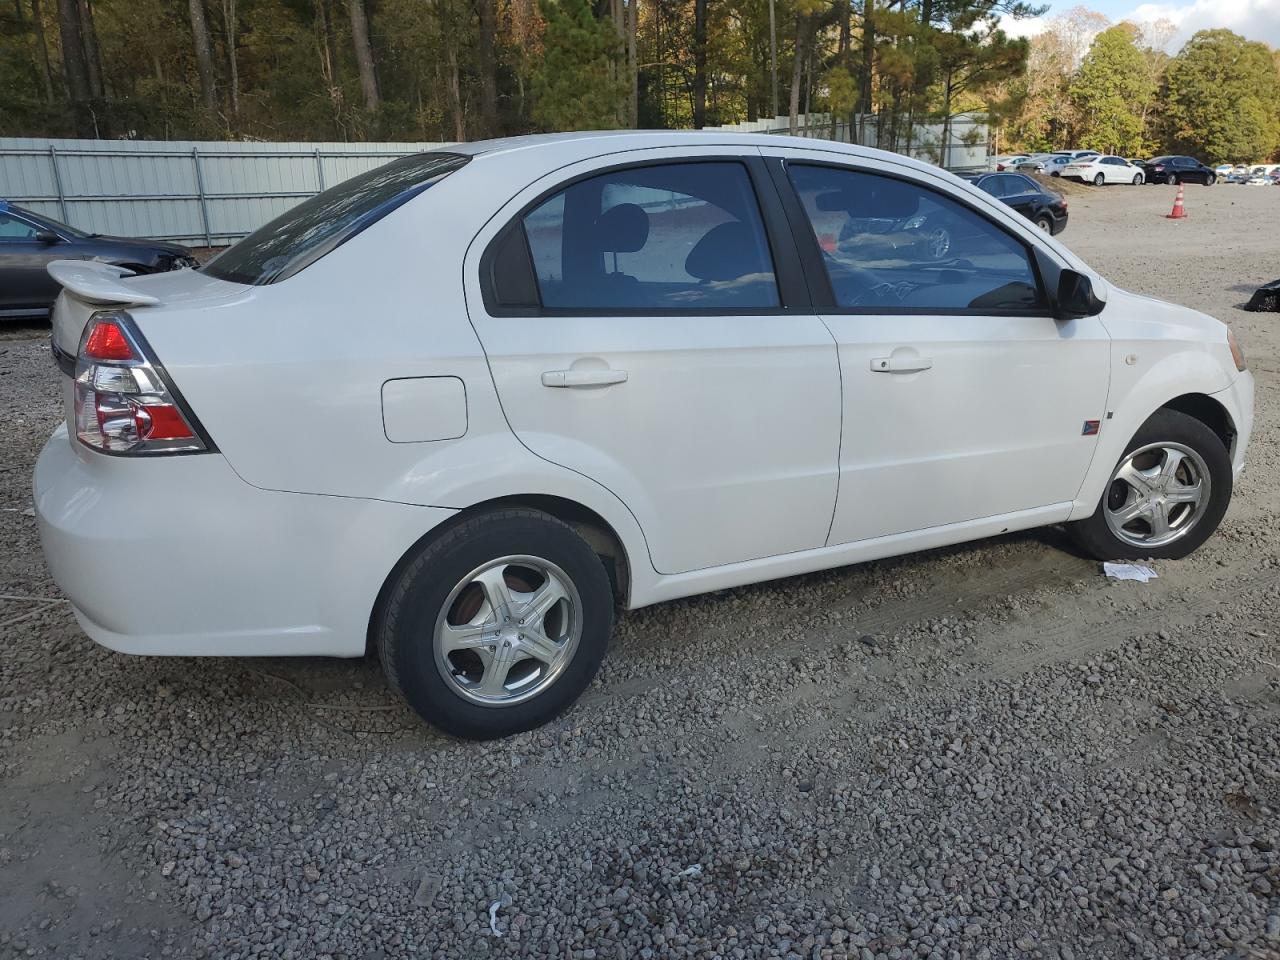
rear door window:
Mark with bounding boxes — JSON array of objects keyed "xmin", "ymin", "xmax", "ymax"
[{"xmin": 522, "ymin": 161, "xmax": 780, "ymax": 311}]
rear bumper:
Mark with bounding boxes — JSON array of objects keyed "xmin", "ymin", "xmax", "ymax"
[{"xmin": 35, "ymin": 426, "xmax": 456, "ymax": 657}]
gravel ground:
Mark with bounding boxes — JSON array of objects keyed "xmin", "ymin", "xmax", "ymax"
[{"xmin": 3, "ymin": 182, "xmax": 1280, "ymax": 960}]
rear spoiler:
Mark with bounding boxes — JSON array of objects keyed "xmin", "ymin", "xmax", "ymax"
[{"xmin": 46, "ymin": 259, "xmax": 160, "ymax": 307}]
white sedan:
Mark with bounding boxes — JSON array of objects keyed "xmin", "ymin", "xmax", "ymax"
[
  {"xmin": 1062, "ymin": 155, "xmax": 1146, "ymax": 185},
  {"xmin": 35, "ymin": 132, "xmax": 1253, "ymax": 739}
]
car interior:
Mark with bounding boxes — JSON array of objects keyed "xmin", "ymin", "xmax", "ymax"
[{"xmin": 792, "ymin": 167, "xmax": 1046, "ymax": 312}]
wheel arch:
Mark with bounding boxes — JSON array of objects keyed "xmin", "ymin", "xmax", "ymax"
[
  {"xmin": 1159, "ymin": 392, "xmax": 1236, "ymax": 458},
  {"xmin": 365, "ymin": 494, "xmax": 635, "ymax": 655}
]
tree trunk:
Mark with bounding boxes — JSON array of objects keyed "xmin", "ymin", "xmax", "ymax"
[
  {"xmin": 222, "ymin": 0, "xmax": 239, "ymax": 114},
  {"xmin": 768, "ymin": 0, "xmax": 777, "ymax": 119},
  {"xmin": 692, "ymin": 0, "xmax": 707, "ymax": 127},
  {"xmin": 857, "ymin": 0, "xmax": 873, "ymax": 143},
  {"xmin": 474, "ymin": 0, "xmax": 498, "ymax": 136},
  {"xmin": 56, "ymin": 0, "xmax": 93, "ymax": 134},
  {"xmin": 76, "ymin": 0, "xmax": 103, "ymax": 99},
  {"xmin": 445, "ymin": 44, "xmax": 464, "ymax": 141},
  {"xmin": 788, "ymin": 14, "xmax": 807, "ymax": 135},
  {"xmin": 346, "ymin": 0, "xmax": 379, "ymax": 112},
  {"xmin": 187, "ymin": 0, "xmax": 217, "ymax": 109},
  {"xmin": 627, "ymin": 0, "xmax": 637, "ymax": 127},
  {"xmin": 30, "ymin": 0, "xmax": 57, "ymax": 103}
]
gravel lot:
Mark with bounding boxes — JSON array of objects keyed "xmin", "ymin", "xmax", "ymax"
[{"xmin": 3, "ymin": 182, "xmax": 1280, "ymax": 960}]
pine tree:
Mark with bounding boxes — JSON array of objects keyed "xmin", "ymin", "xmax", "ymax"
[{"xmin": 532, "ymin": 0, "xmax": 628, "ymax": 131}]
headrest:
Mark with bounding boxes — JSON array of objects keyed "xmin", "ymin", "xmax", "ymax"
[
  {"xmin": 815, "ymin": 179, "xmax": 920, "ymax": 220},
  {"xmin": 685, "ymin": 221, "xmax": 765, "ymax": 282},
  {"xmin": 594, "ymin": 203, "xmax": 649, "ymax": 253}
]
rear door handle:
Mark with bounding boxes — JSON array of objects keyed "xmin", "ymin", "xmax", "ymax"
[
  {"xmin": 541, "ymin": 368, "xmax": 629, "ymax": 388},
  {"xmin": 870, "ymin": 356, "xmax": 933, "ymax": 373}
]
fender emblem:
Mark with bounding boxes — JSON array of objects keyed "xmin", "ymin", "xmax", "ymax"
[{"xmin": 1082, "ymin": 420, "xmax": 1100, "ymax": 436}]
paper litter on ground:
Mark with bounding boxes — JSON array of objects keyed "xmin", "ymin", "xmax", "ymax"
[{"xmin": 1103, "ymin": 562, "xmax": 1158, "ymax": 583}]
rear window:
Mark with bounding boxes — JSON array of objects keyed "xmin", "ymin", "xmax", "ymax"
[{"xmin": 203, "ymin": 152, "xmax": 469, "ymax": 285}]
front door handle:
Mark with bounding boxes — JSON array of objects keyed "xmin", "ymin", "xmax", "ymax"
[
  {"xmin": 870, "ymin": 356, "xmax": 933, "ymax": 373},
  {"xmin": 541, "ymin": 368, "xmax": 629, "ymax": 388}
]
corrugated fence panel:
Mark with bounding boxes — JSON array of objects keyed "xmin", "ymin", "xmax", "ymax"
[{"xmin": 0, "ymin": 138, "xmax": 447, "ymax": 246}]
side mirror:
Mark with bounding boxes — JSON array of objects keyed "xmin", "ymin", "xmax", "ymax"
[
  {"xmin": 1055, "ymin": 268, "xmax": 1105, "ymax": 321},
  {"xmin": 35, "ymin": 229, "xmax": 61, "ymax": 245}
]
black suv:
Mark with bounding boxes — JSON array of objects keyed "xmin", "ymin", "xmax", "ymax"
[
  {"xmin": 0, "ymin": 201, "xmax": 197, "ymax": 321},
  {"xmin": 1139, "ymin": 156, "xmax": 1217, "ymax": 186},
  {"xmin": 960, "ymin": 172, "xmax": 1069, "ymax": 235}
]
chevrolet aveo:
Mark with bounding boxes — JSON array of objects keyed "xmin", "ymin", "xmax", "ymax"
[{"xmin": 35, "ymin": 133, "xmax": 1253, "ymax": 739}]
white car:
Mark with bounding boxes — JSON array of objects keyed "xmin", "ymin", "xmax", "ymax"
[
  {"xmin": 35, "ymin": 132, "xmax": 1254, "ymax": 739},
  {"xmin": 989, "ymin": 154, "xmax": 1030, "ymax": 171},
  {"xmin": 1062, "ymin": 155, "xmax": 1145, "ymax": 185}
]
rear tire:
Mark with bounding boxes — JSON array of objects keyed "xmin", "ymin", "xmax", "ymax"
[
  {"xmin": 1035, "ymin": 215, "xmax": 1052, "ymax": 232},
  {"xmin": 1167, "ymin": 173, "xmax": 1178, "ymax": 186},
  {"xmin": 376, "ymin": 508, "xmax": 614, "ymax": 739},
  {"xmin": 1069, "ymin": 410, "xmax": 1232, "ymax": 561},
  {"xmin": 1093, "ymin": 173, "xmax": 1105, "ymax": 186}
]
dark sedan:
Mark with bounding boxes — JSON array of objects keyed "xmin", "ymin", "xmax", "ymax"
[
  {"xmin": 1139, "ymin": 156, "xmax": 1217, "ymax": 186},
  {"xmin": 960, "ymin": 172, "xmax": 1069, "ymax": 235},
  {"xmin": 0, "ymin": 201, "xmax": 197, "ymax": 321}
]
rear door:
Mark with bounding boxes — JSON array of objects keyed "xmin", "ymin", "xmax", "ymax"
[
  {"xmin": 0, "ymin": 212, "xmax": 61, "ymax": 315},
  {"xmin": 764, "ymin": 148, "xmax": 1111, "ymax": 546},
  {"xmin": 464, "ymin": 149, "xmax": 842, "ymax": 575}
]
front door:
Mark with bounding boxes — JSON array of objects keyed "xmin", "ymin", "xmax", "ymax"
[
  {"xmin": 465, "ymin": 153, "xmax": 842, "ymax": 575},
  {"xmin": 768, "ymin": 151, "xmax": 1111, "ymax": 546}
]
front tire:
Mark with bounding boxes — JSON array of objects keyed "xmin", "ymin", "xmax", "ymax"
[
  {"xmin": 1132, "ymin": 173, "xmax": 1143, "ymax": 185},
  {"xmin": 1069, "ymin": 410, "xmax": 1232, "ymax": 561},
  {"xmin": 1206, "ymin": 174, "xmax": 1216, "ymax": 185},
  {"xmin": 376, "ymin": 508, "xmax": 614, "ymax": 739}
]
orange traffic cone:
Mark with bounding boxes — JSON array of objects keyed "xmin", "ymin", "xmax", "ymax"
[{"xmin": 1167, "ymin": 183, "xmax": 1186, "ymax": 219}]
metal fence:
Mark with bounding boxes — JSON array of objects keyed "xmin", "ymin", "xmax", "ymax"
[
  {"xmin": 0, "ymin": 138, "xmax": 446, "ymax": 247},
  {"xmin": 1, "ymin": 121, "xmax": 987, "ymax": 248},
  {"xmin": 703, "ymin": 111, "xmax": 990, "ymax": 172}
]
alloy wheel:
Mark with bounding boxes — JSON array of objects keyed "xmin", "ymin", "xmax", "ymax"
[
  {"xmin": 433, "ymin": 555, "xmax": 582, "ymax": 707},
  {"xmin": 1103, "ymin": 442, "xmax": 1211, "ymax": 549},
  {"xmin": 1094, "ymin": 173, "xmax": 1105, "ymax": 186}
]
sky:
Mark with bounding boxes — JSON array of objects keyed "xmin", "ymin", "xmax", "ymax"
[{"xmin": 999, "ymin": 0, "xmax": 1280, "ymax": 51}]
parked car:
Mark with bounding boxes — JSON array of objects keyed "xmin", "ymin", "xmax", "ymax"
[
  {"xmin": 1015, "ymin": 153, "xmax": 1075, "ymax": 176},
  {"xmin": 1245, "ymin": 174, "xmax": 1278, "ymax": 186},
  {"xmin": 989, "ymin": 154, "xmax": 1030, "ymax": 172},
  {"xmin": 959, "ymin": 172, "xmax": 1068, "ymax": 233},
  {"xmin": 0, "ymin": 201, "xmax": 196, "ymax": 321},
  {"xmin": 1139, "ymin": 156, "xmax": 1217, "ymax": 185},
  {"xmin": 34, "ymin": 133, "xmax": 1254, "ymax": 739},
  {"xmin": 1061, "ymin": 155, "xmax": 1145, "ymax": 186},
  {"xmin": 1213, "ymin": 163, "xmax": 1234, "ymax": 176}
]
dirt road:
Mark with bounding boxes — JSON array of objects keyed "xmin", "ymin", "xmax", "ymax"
[{"xmin": 2, "ymin": 182, "xmax": 1279, "ymax": 960}]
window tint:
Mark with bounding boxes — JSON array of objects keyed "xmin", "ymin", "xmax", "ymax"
[
  {"xmin": 522, "ymin": 162, "xmax": 779, "ymax": 311},
  {"xmin": 0, "ymin": 214, "xmax": 39, "ymax": 240},
  {"xmin": 788, "ymin": 164, "xmax": 1045, "ymax": 313},
  {"xmin": 204, "ymin": 152, "xmax": 469, "ymax": 285},
  {"xmin": 979, "ymin": 176, "xmax": 1011, "ymax": 198},
  {"xmin": 1014, "ymin": 175, "xmax": 1038, "ymax": 192}
]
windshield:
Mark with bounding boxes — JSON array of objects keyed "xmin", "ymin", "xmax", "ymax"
[
  {"xmin": 15, "ymin": 205, "xmax": 87, "ymax": 237},
  {"xmin": 203, "ymin": 151, "xmax": 469, "ymax": 285}
]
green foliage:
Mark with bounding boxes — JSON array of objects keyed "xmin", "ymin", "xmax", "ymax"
[
  {"xmin": 1069, "ymin": 24, "xmax": 1152, "ymax": 155},
  {"xmin": 531, "ymin": 0, "xmax": 628, "ymax": 131},
  {"xmin": 1164, "ymin": 29, "xmax": 1280, "ymax": 163}
]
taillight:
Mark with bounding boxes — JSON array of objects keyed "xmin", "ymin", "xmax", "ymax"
[{"xmin": 73, "ymin": 312, "xmax": 208, "ymax": 455}]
